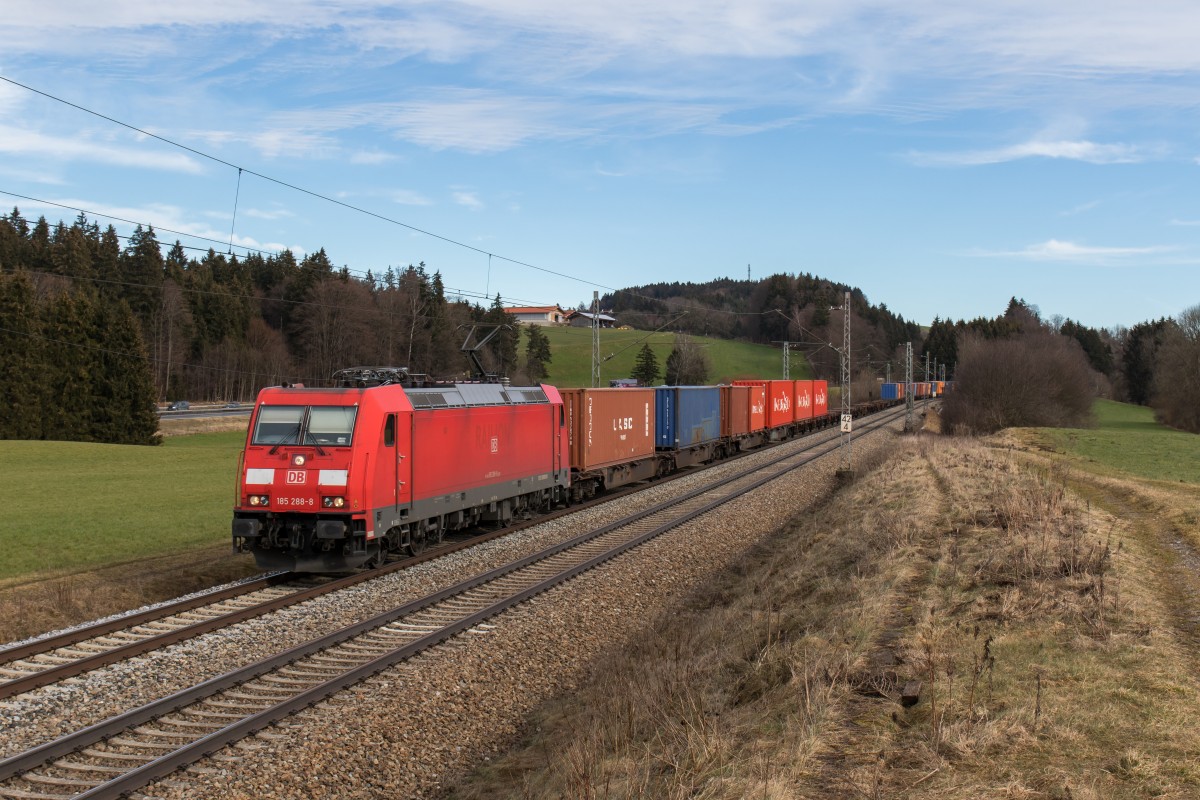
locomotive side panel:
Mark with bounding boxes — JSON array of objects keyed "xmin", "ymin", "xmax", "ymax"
[{"xmin": 410, "ymin": 402, "xmax": 559, "ymax": 505}]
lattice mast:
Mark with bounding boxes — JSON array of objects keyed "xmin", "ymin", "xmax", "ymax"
[
  {"xmin": 839, "ymin": 291, "xmax": 851, "ymax": 472},
  {"xmin": 591, "ymin": 291, "xmax": 601, "ymax": 388}
]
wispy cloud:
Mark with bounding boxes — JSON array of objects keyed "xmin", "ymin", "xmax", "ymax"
[
  {"xmin": 243, "ymin": 207, "xmax": 294, "ymax": 220},
  {"xmin": 1061, "ymin": 199, "xmax": 1102, "ymax": 216},
  {"xmin": 967, "ymin": 239, "xmax": 1177, "ymax": 265},
  {"xmin": 1169, "ymin": 218, "xmax": 1200, "ymax": 226},
  {"xmin": 453, "ymin": 190, "xmax": 483, "ymax": 210},
  {"xmin": 911, "ymin": 138, "xmax": 1146, "ymax": 166},
  {"xmin": 349, "ymin": 150, "xmax": 396, "ymax": 165},
  {"xmin": 390, "ymin": 190, "xmax": 433, "ymax": 206},
  {"xmin": 0, "ymin": 125, "xmax": 204, "ymax": 173}
]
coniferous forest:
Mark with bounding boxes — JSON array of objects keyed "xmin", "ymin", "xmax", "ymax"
[
  {"xmin": 0, "ymin": 209, "xmax": 521, "ymax": 445},
  {"xmin": 3, "ymin": 208, "xmax": 1197, "ymax": 444}
]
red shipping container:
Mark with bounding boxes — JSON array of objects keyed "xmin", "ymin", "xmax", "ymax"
[
  {"xmin": 733, "ymin": 379, "xmax": 793, "ymax": 428},
  {"xmin": 812, "ymin": 380, "xmax": 829, "ymax": 416},
  {"xmin": 746, "ymin": 383, "xmax": 767, "ymax": 432},
  {"xmin": 793, "ymin": 380, "xmax": 814, "ymax": 421},
  {"xmin": 720, "ymin": 385, "xmax": 751, "ymax": 437},
  {"xmin": 561, "ymin": 388, "xmax": 655, "ymax": 471}
]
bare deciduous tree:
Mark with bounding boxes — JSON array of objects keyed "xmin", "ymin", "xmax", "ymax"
[
  {"xmin": 941, "ymin": 331, "xmax": 1095, "ymax": 434},
  {"xmin": 1153, "ymin": 305, "xmax": 1200, "ymax": 433}
]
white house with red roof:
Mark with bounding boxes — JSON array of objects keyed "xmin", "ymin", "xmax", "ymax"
[{"xmin": 505, "ymin": 305, "xmax": 569, "ymax": 325}]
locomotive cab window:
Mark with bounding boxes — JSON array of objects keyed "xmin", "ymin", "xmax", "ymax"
[
  {"xmin": 251, "ymin": 405, "xmax": 358, "ymax": 447},
  {"xmin": 306, "ymin": 406, "xmax": 357, "ymax": 446},
  {"xmin": 252, "ymin": 406, "xmax": 305, "ymax": 445}
]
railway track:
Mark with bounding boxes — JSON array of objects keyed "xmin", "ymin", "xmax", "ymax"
[
  {"xmin": 0, "ymin": 407, "xmax": 865, "ymax": 702},
  {"xmin": 0, "ymin": 405, "xmax": 906, "ymax": 800}
]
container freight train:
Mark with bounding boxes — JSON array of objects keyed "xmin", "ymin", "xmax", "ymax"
[{"xmin": 231, "ymin": 370, "xmax": 890, "ymax": 572}]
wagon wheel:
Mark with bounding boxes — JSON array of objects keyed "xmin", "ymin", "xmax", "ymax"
[
  {"xmin": 367, "ymin": 537, "xmax": 388, "ymax": 569},
  {"xmin": 427, "ymin": 524, "xmax": 444, "ymax": 547},
  {"xmin": 407, "ymin": 530, "xmax": 427, "ymax": 556}
]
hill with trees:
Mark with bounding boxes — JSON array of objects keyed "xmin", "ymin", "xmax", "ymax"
[{"xmin": 603, "ymin": 274, "xmax": 922, "ymax": 384}]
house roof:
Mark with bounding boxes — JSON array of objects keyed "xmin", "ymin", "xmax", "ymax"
[
  {"xmin": 567, "ymin": 310, "xmax": 617, "ymax": 322},
  {"xmin": 506, "ymin": 305, "xmax": 565, "ymax": 315}
]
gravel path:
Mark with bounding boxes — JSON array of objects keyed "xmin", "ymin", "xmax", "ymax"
[{"xmin": 125, "ymin": 419, "xmax": 904, "ymax": 800}]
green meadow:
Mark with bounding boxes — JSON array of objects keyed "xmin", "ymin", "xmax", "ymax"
[
  {"xmin": 0, "ymin": 432, "xmax": 246, "ymax": 582},
  {"xmin": 1023, "ymin": 399, "xmax": 1200, "ymax": 484},
  {"xmin": 0, "ymin": 330, "xmax": 798, "ymax": 584},
  {"xmin": 533, "ymin": 326, "xmax": 801, "ymax": 386}
]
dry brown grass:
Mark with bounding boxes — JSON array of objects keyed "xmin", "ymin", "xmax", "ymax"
[
  {"xmin": 447, "ymin": 435, "xmax": 1200, "ymax": 800},
  {"xmin": 0, "ymin": 546, "xmax": 258, "ymax": 643},
  {"xmin": 157, "ymin": 416, "xmax": 248, "ymax": 437}
]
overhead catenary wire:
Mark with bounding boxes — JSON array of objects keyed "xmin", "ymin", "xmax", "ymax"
[
  {"xmin": 0, "ymin": 74, "xmax": 844, "ymax": 323},
  {"xmin": 0, "ymin": 74, "xmax": 615, "ymax": 294}
]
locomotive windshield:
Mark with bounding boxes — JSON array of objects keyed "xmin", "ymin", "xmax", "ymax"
[{"xmin": 252, "ymin": 405, "xmax": 357, "ymax": 447}]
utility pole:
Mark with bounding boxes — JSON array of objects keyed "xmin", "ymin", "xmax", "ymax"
[
  {"xmin": 886, "ymin": 361, "xmax": 891, "ymax": 383},
  {"xmin": 905, "ymin": 342, "xmax": 915, "ymax": 432},
  {"xmin": 591, "ymin": 290, "xmax": 600, "ymax": 388},
  {"xmin": 924, "ymin": 351, "xmax": 930, "ymax": 382},
  {"xmin": 773, "ymin": 341, "xmax": 791, "ymax": 379},
  {"xmin": 837, "ymin": 291, "xmax": 852, "ymax": 477}
]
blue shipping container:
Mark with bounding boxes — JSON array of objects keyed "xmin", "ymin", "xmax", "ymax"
[
  {"xmin": 881, "ymin": 383, "xmax": 900, "ymax": 400},
  {"xmin": 655, "ymin": 386, "xmax": 721, "ymax": 449}
]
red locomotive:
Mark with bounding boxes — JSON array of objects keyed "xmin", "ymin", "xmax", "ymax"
[{"xmin": 232, "ymin": 368, "xmax": 568, "ymax": 572}]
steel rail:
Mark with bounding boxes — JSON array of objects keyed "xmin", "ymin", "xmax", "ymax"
[
  {"xmin": 0, "ymin": 405, "xmax": 906, "ymax": 799},
  {"xmin": 0, "ymin": 403, "xmax": 874, "ymax": 700}
]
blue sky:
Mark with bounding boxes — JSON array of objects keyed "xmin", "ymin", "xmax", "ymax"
[{"xmin": 3, "ymin": 1, "xmax": 1199, "ymax": 331}]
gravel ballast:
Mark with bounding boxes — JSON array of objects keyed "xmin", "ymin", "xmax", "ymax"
[{"xmin": 124, "ymin": 419, "xmax": 904, "ymax": 799}]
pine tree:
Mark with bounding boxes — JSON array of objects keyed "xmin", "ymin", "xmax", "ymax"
[
  {"xmin": 41, "ymin": 288, "xmax": 97, "ymax": 442},
  {"xmin": 0, "ymin": 269, "xmax": 43, "ymax": 438},
  {"xmin": 483, "ymin": 294, "xmax": 519, "ymax": 377},
  {"xmin": 631, "ymin": 343, "xmax": 660, "ymax": 386},
  {"xmin": 120, "ymin": 225, "xmax": 165, "ymax": 326},
  {"xmin": 91, "ymin": 299, "xmax": 161, "ymax": 444},
  {"xmin": 525, "ymin": 325, "xmax": 552, "ymax": 383}
]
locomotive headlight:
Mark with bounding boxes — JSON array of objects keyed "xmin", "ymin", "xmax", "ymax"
[
  {"xmin": 323, "ymin": 496, "xmax": 346, "ymax": 508},
  {"xmin": 292, "ymin": 454, "xmax": 306, "ymax": 467}
]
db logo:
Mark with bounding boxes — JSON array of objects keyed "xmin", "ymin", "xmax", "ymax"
[
  {"xmin": 490, "ymin": 436, "xmax": 499, "ymax": 453},
  {"xmin": 286, "ymin": 470, "xmax": 306, "ymax": 484}
]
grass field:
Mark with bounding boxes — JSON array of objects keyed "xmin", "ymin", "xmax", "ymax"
[
  {"xmin": 1019, "ymin": 398, "xmax": 1200, "ymax": 484},
  {"xmin": 0, "ymin": 329, "xmax": 794, "ymax": 587},
  {"xmin": 533, "ymin": 326, "xmax": 801, "ymax": 386},
  {"xmin": 0, "ymin": 432, "xmax": 246, "ymax": 583}
]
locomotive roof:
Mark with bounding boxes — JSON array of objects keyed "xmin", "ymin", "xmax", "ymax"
[
  {"xmin": 260, "ymin": 382, "xmax": 549, "ymax": 409},
  {"xmin": 405, "ymin": 383, "xmax": 549, "ymax": 408}
]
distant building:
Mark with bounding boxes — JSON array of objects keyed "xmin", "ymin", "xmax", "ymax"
[
  {"xmin": 505, "ymin": 305, "xmax": 568, "ymax": 326},
  {"xmin": 566, "ymin": 310, "xmax": 617, "ymax": 329}
]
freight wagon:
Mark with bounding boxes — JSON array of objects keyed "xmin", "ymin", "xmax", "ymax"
[{"xmin": 655, "ymin": 386, "xmax": 722, "ymax": 468}]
